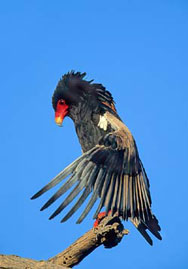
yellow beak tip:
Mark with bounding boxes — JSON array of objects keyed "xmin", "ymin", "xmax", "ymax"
[{"xmin": 55, "ymin": 117, "xmax": 63, "ymax": 126}]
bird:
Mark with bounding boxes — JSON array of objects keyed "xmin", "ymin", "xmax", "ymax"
[{"xmin": 31, "ymin": 71, "xmax": 162, "ymax": 245}]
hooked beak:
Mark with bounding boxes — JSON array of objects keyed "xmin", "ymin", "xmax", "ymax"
[
  {"xmin": 55, "ymin": 116, "xmax": 63, "ymax": 126},
  {"xmin": 55, "ymin": 108, "xmax": 68, "ymax": 127},
  {"xmin": 55, "ymin": 100, "xmax": 69, "ymax": 127}
]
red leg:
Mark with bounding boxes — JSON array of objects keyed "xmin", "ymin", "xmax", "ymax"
[{"xmin": 93, "ymin": 210, "xmax": 112, "ymax": 227}]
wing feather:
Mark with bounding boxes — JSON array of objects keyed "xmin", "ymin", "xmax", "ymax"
[
  {"xmin": 125, "ymin": 174, "xmax": 129, "ymax": 220},
  {"xmin": 49, "ymin": 175, "xmax": 88, "ymax": 220},
  {"xmin": 129, "ymin": 175, "xmax": 134, "ymax": 218},
  {"xmin": 104, "ymin": 173, "xmax": 116, "ymax": 214},
  {"xmin": 61, "ymin": 165, "xmax": 99, "ymax": 222},
  {"xmin": 31, "ymin": 147, "xmax": 98, "ymax": 200},
  {"xmin": 40, "ymin": 159, "xmax": 88, "ymax": 211},
  {"xmin": 77, "ymin": 168, "xmax": 106, "ymax": 223},
  {"xmin": 136, "ymin": 174, "xmax": 145, "ymax": 221},
  {"xmin": 135, "ymin": 175, "xmax": 141, "ymax": 219},
  {"xmin": 93, "ymin": 171, "xmax": 112, "ymax": 219},
  {"xmin": 32, "ymin": 127, "xmax": 161, "ymax": 244},
  {"xmin": 117, "ymin": 173, "xmax": 123, "ymax": 215},
  {"xmin": 111, "ymin": 174, "xmax": 119, "ymax": 215}
]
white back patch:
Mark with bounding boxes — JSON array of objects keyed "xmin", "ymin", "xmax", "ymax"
[{"xmin": 98, "ymin": 115, "xmax": 108, "ymax": 131}]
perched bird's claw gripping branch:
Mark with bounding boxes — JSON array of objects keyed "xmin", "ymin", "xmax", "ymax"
[
  {"xmin": 94, "ymin": 215, "xmax": 129, "ymax": 248},
  {"xmin": 48, "ymin": 215, "xmax": 129, "ymax": 268}
]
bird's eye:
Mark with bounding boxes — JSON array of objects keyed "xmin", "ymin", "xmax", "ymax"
[{"xmin": 59, "ymin": 100, "xmax": 65, "ymax": 105}]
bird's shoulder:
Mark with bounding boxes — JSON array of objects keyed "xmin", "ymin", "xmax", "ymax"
[{"xmin": 97, "ymin": 111, "xmax": 137, "ymax": 152}]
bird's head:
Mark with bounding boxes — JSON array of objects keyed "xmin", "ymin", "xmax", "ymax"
[{"xmin": 52, "ymin": 71, "xmax": 117, "ymax": 126}]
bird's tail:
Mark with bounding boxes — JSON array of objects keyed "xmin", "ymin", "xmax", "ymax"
[{"xmin": 131, "ymin": 215, "xmax": 162, "ymax": 245}]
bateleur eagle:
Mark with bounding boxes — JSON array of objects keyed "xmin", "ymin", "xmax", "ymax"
[{"xmin": 31, "ymin": 71, "xmax": 162, "ymax": 245}]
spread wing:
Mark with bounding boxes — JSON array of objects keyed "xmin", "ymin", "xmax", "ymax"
[
  {"xmin": 32, "ymin": 131, "xmax": 151, "ymax": 221},
  {"xmin": 31, "ymin": 110, "xmax": 162, "ymax": 244}
]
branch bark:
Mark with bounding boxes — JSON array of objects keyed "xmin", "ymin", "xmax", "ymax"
[
  {"xmin": 0, "ymin": 216, "xmax": 129, "ymax": 269},
  {"xmin": 0, "ymin": 254, "xmax": 68, "ymax": 269}
]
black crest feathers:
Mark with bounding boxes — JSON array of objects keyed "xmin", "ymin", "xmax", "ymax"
[
  {"xmin": 52, "ymin": 71, "xmax": 88, "ymax": 110},
  {"xmin": 52, "ymin": 71, "xmax": 116, "ymax": 113}
]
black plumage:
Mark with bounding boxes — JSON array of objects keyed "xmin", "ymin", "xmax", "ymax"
[{"xmin": 31, "ymin": 71, "xmax": 162, "ymax": 245}]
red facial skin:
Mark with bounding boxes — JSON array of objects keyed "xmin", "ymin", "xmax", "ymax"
[{"xmin": 55, "ymin": 99, "xmax": 69, "ymax": 126}]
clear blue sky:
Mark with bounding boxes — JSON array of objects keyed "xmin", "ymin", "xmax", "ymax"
[{"xmin": 0, "ymin": 1, "xmax": 187, "ymax": 268}]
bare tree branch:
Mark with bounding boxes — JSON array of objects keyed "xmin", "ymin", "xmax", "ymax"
[
  {"xmin": 0, "ymin": 216, "xmax": 129, "ymax": 268},
  {"xmin": 0, "ymin": 254, "xmax": 68, "ymax": 269},
  {"xmin": 48, "ymin": 216, "xmax": 129, "ymax": 267}
]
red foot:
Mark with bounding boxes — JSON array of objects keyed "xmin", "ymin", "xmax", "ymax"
[{"xmin": 93, "ymin": 211, "xmax": 112, "ymax": 227}]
